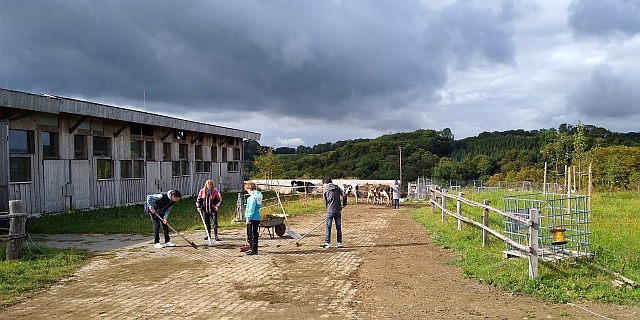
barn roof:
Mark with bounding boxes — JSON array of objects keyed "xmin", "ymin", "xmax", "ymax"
[{"xmin": 0, "ymin": 88, "xmax": 261, "ymax": 141}]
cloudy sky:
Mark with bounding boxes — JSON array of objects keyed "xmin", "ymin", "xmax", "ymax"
[{"xmin": 1, "ymin": 0, "xmax": 639, "ymax": 147}]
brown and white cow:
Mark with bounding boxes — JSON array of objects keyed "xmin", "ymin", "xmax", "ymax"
[
  {"xmin": 365, "ymin": 184, "xmax": 377, "ymax": 204},
  {"xmin": 376, "ymin": 184, "xmax": 391, "ymax": 206}
]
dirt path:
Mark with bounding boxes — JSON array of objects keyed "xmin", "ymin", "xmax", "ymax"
[{"xmin": 2, "ymin": 203, "xmax": 640, "ymax": 319}]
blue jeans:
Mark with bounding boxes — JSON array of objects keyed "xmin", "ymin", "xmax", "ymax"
[{"xmin": 324, "ymin": 211, "xmax": 342, "ymax": 244}]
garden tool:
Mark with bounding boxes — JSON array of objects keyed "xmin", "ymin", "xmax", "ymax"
[
  {"xmin": 152, "ymin": 211, "xmax": 198, "ymax": 249},
  {"xmin": 293, "ymin": 219, "xmax": 326, "ymax": 247}
]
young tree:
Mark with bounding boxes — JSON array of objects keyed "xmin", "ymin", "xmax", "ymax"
[{"xmin": 253, "ymin": 147, "xmax": 282, "ymax": 182}]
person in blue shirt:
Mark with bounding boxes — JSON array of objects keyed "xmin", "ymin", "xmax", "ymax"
[
  {"xmin": 244, "ymin": 182, "xmax": 262, "ymax": 255},
  {"xmin": 146, "ymin": 189, "xmax": 182, "ymax": 248}
]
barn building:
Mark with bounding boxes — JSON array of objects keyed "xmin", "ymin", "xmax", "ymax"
[{"xmin": 0, "ymin": 88, "xmax": 260, "ymax": 215}]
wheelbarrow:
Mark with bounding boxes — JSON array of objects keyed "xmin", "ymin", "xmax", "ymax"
[{"xmin": 259, "ymin": 216, "xmax": 286, "ymax": 239}]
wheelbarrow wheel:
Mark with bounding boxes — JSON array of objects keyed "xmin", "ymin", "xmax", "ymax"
[{"xmin": 275, "ymin": 223, "xmax": 286, "ymax": 237}]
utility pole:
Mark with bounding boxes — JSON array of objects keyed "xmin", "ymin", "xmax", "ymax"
[{"xmin": 399, "ymin": 146, "xmax": 403, "ymax": 182}]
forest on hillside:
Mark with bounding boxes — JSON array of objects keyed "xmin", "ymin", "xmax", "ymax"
[{"xmin": 244, "ymin": 123, "xmax": 640, "ymax": 191}]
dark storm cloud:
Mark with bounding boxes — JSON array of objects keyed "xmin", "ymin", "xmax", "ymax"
[
  {"xmin": 566, "ymin": 64, "xmax": 640, "ymax": 118},
  {"xmin": 0, "ymin": 0, "xmax": 516, "ymax": 125},
  {"xmin": 568, "ymin": 0, "xmax": 640, "ymax": 39}
]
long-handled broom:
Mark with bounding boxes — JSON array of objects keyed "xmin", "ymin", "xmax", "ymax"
[
  {"xmin": 197, "ymin": 209, "xmax": 213, "ymax": 246},
  {"xmin": 152, "ymin": 211, "xmax": 198, "ymax": 249},
  {"xmin": 293, "ymin": 219, "xmax": 326, "ymax": 247}
]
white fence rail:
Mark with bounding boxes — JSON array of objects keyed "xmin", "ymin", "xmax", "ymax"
[{"xmin": 429, "ymin": 186, "xmax": 540, "ymax": 279}]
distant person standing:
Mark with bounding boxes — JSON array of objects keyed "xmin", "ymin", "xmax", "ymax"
[
  {"xmin": 392, "ymin": 179, "xmax": 401, "ymax": 209},
  {"xmin": 146, "ymin": 190, "xmax": 182, "ymax": 248},
  {"xmin": 244, "ymin": 182, "xmax": 262, "ymax": 255},
  {"xmin": 320, "ymin": 177, "xmax": 346, "ymax": 249},
  {"xmin": 196, "ymin": 179, "xmax": 223, "ymax": 241}
]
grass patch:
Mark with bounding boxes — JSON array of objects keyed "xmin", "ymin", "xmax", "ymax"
[
  {"xmin": 0, "ymin": 243, "xmax": 92, "ymax": 307},
  {"xmin": 27, "ymin": 191, "xmax": 326, "ymax": 235},
  {"xmin": 413, "ymin": 190, "xmax": 640, "ymax": 305}
]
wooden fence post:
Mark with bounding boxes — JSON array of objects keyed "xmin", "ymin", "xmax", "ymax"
[
  {"xmin": 441, "ymin": 193, "xmax": 446, "ymax": 223},
  {"xmin": 430, "ymin": 189, "xmax": 435, "ymax": 214},
  {"xmin": 6, "ymin": 200, "xmax": 26, "ymax": 260},
  {"xmin": 457, "ymin": 192, "xmax": 463, "ymax": 230},
  {"xmin": 528, "ymin": 208, "xmax": 539, "ymax": 279},
  {"xmin": 483, "ymin": 199, "xmax": 490, "ymax": 247}
]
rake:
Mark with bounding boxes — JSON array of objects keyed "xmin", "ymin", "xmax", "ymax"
[
  {"xmin": 152, "ymin": 211, "xmax": 198, "ymax": 249},
  {"xmin": 292, "ymin": 219, "xmax": 326, "ymax": 247}
]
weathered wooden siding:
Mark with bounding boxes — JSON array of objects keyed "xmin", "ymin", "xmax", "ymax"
[
  {"xmin": 95, "ymin": 180, "xmax": 117, "ymax": 207},
  {"xmin": 70, "ymin": 160, "xmax": 92, "ymax": 210},
  {"xmin": 43, "ymin": 160, "xmax": 68, "ymax": 213},
  {"xmin": 1, "ymin": 88, "xmax": 260, "ymax": 215},
  {"xmin": 120, "ymin": 179, "xmax": 145, "ymax": 204},
  {"xmin": 0, "ymin": 120, "xmax": 8, "ymax": 212}
]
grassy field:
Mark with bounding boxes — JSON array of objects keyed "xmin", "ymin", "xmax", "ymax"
[
  {"xmin": 27, "ymin": 191, "xmax": 326, "ymax": 234},
  {"xmin": 413, "ymin": 190, "xmax": 640, "ymax": 304},
  {"xmin": 0, "ymin": 245, "xmax": 92, "ymax": 307}
]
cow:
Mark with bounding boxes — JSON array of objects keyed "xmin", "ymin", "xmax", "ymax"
[
  {"xmin": 291, "ymin": 180, "xmax": 315, "ymax": 194},
  {"xmin": 339, "ymin": 183, "xmax": 360, "ymax": 204},
  {"xmin": 376, "ymin": 184, "xmax": 391, "ymax": 206},
  {"xmin": 365, "ymin": 184, "xmax": 378, "ymax": 204}
]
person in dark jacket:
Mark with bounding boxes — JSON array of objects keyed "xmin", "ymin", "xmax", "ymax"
[
  {"xmin": 146, "ymin": 189, "xmax": 182, "ymax": 248},
  {"xmin": 319, "ymin": 177, "xmax": 346, "ymax": 249},
  {"xmin": 196, "ymin": 179, "xmax": 223, "ymax": 241}
]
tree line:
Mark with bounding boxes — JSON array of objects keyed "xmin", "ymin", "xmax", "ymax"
[{"xmin": 244, "ymin": 123, "xmax": 640, "ymax": 191}]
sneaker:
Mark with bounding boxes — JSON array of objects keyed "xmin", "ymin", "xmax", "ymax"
[
  {"xmin": 337, "ymin": 242, "xmax": 343, "ymax": 248},
  {"xmin": 165, "ymin": 241, "xmax": 176, "ymax": 247},
  {"xmin": 319, "ymin": 243, "xmax": 330, "ymax": 249},
  {"xmin": 153, "ymin": 243, "xmax": 163, "ymax": 249},
  {"xmin": 204, "ymin": 236, "xmax": 210, "ymax": 240}
]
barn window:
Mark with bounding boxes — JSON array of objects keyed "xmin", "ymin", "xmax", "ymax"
[
  {"xmin": 145, "ymin": 141, "xmax": 155, "ymax": 161},
  {"xmin": 195, "ymin": 145, "xmax": 203, "ymax": 160},
  {"xmin": 171, "ymin": 161, "xmax": 180, "ymax": 176},
  {"xmin": 131, "ymin": 140, "xmax": 143, "ymax": 158},
  {"xmin": 227, "ymin": 161, "xmax": 239, "ymax": 172},
  {"xmin": 221, "ymin": 147, "xmax": 228, "ymax": 162},
  {"xmin": 196, "ymin": 161, "xmax": 211, "ymax": 173},
  {"xmin": 97, "ymin": 159, "xmax": 113, "ymax": 179},
  {"xmin": 181, "ymin": 161, "xmax": 189, "ymax": 175},
  {"xmin": 121, "ymin": 160, "xmax": 144, "ymax": 178},
  {"xmin": 9, "ymin": 130, "xmax": 34, "ymax": 154},
  {"xmin": 74, "ymin": 135, "xmax": 88, "ymax": 159},
  {"xmin": 130, "ymin": 123, "xmax": 153, "ymax": 136},
  {"xmin": 173, "ymin": 130, "xmax": 186, "ymax": 140},
  {"xmin": 211, "ymin": 146, "xmax": 218, "ymax": 162},
  {"xmin": 179, "ymin": 144, "xmax": 188, "ymax": 159},
  {"xmin": 9, "ymin": 130, "xmax": 34, "ymax": 182},
  {"xmin": 42, "ymin": 131, "xmax": 59, "ymax": 158},
  {"xmin": 93, "ymin": 136, "xmax": 111, "ymax": 156},
  {"xmin": 233, "ymin": 147, "xmax": 241, "ymax": 161},
  {"xmin": 9, "ymin": 157, "xmax": 31, "ymax": 182},
  {"xmin": 171, "ymin": 161, "xmax": 189, "ymax": 176},
  {"xmin": 163, "ymin": 142, "xmax": 171, "ymax": 161}
]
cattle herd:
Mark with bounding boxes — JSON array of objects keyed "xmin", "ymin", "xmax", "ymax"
[{"xmin": 290, "ymin": 180, "xmax": 393, "ymax": 206}]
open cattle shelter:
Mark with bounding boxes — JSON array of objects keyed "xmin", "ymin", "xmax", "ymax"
[{"xmin": 0, "ymin": 88, "xmax": 260, "ymax": 215}]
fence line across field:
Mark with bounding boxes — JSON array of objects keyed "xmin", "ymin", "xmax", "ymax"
[{"xmin": 429, "ymin": 187, "xmax": 540, "ymax": 279}]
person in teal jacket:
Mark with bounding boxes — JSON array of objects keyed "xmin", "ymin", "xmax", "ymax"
[{"xmin": 244, "ymin": 182, "xmax": 262, "ymax": 255}]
